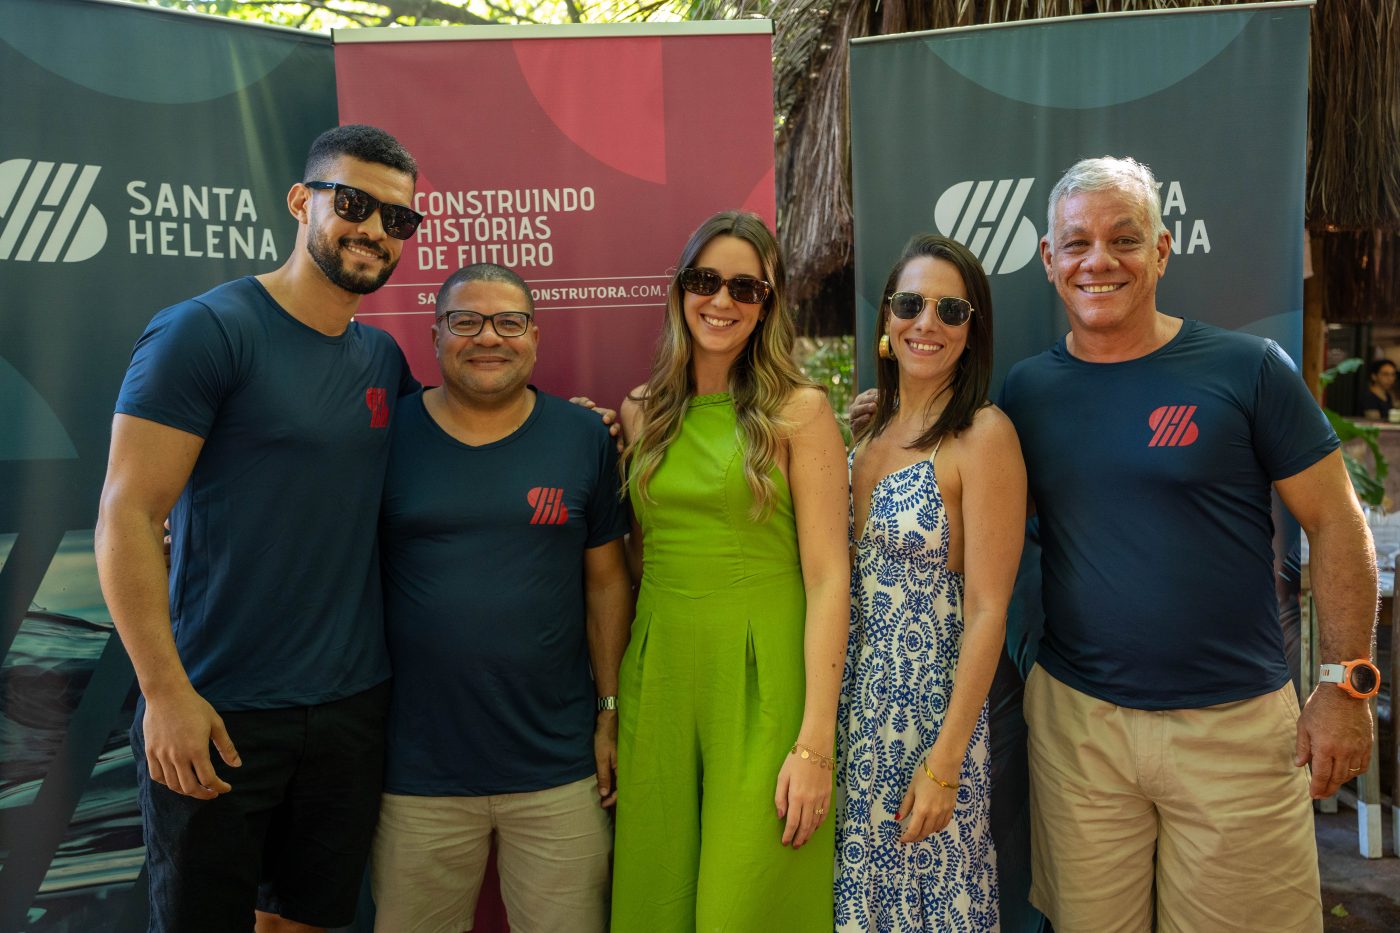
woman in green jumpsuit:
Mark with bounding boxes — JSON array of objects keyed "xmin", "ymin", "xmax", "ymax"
[{"xmin": 612, "ymin": 211, "xmax": 850, "ymax": 932}]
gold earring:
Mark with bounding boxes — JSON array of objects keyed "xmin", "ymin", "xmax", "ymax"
[{"xmin": 878, "ymin": 334, "xmax": 893, "ymax": 360}]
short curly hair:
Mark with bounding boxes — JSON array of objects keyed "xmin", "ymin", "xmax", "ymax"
[{"xmin": 304, "ymin": 124, "xmax": 418, "ymax": 182}]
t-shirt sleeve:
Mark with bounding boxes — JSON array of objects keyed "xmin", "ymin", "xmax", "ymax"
[
  {"xmin": 995, "ymin": 369, "xmax": 1013, "ymax": 412},
  {"xmin": 997, "ymin": 362, "xmax": 1029, "ymax": 429},
  {"xmin": 114, "ymin": 302, "xmax": 236, "ymax": 438},
  {"xmin": 1252, "ymin": 340, "xmax": 1340, "ymax": 481},
  {"xmin": 585, "ymin": 424, "xmax": 629, "ymax": 548},
  {"xmin": 393, "ymin": 341, "xmax": 421, "ymax": 398}
]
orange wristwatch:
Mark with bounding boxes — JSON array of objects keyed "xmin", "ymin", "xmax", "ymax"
[{"xmin": 1318, "ymin": 659, "xmax": 1381, "ymax": 699}]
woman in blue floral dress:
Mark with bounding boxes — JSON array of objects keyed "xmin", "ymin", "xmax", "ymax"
[{"xmin": 836, "ymin": 235, "xmax": 1026, "ymax": 932}]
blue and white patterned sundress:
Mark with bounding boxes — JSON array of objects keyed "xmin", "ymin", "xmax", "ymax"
[{"xmin": 835, "ymin": 443, "xmax": 998, "ymax": 933}]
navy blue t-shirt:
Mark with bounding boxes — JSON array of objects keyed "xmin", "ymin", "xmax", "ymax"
[
  {"xmin": 1000, "ymin": 319, "xmax": 1338, "ymax": 710},
  {"xmin": 380, "ymin": 389, "xmax": 628, "ymax": 796},
  {"xmin": 115, "ymin": 276, "xmax": 417, "ymax": 709}
]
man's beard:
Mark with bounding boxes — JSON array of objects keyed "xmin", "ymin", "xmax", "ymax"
[{"xmin": 307, "ymin": 229, "xmax": 398, "ymax": 295}]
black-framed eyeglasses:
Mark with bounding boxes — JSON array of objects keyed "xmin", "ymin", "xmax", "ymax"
[
  {"xmin": 677, "ymin": 267, "xmax": 773, "ymax": 305},
  {"xmin": 887, "ymin": 292, "xmax": 974, "ymax": 327},
  {"xmin": 304, "ymin": 181, "xmax": 423, "ymax": 240},
  {"xmin": 437, "ymin": 310, "xmax": 533, "ymax": 338}
]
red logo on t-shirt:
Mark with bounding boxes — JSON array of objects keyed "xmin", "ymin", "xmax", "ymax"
[
  {"xmin": 365, "ymin": 387, "xmax": 389, "ymax": 428},
  {"xmin": 1148, "ymin": 405, "xmax": 1198, "ymax": 447},
  {"xmin": 528, "ymin": 487, "xmax": 569, "ymax": 525}
]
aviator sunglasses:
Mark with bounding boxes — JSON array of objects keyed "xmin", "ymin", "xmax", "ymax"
[
  {"xmin": 677, "ymin": 267, "xmax": 773, "ymax": 305},
  {"xmin": 304, "ymin": 181, "xmax": 424, "ymax": 240},
  {"xmin": 887, "ymin": 292, "xmax": 974, "ymax": 327}
]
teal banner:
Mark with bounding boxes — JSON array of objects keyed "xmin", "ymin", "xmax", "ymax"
[
  {"xmin": 849, "ymin": 8, "xmax": 1310, "ymax": 931},
  {"xmin": 0, "ymin": 2, "xmax": 336, "ymax": 929},
  {"xmin": 850, "ymin": 4, "xmax": 1310, "ymax": 389}
]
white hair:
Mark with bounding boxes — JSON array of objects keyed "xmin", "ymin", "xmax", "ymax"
[{"xmin": 1046, "ymin": 155, "xmax": 1167, "ymax": 242}]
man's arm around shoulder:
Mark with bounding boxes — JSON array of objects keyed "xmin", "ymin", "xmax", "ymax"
[{"xmin": 95, "ymin": 414, "xmax": 241, "ymax": 800}]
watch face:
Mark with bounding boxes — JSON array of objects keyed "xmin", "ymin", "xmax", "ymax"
[{"xmin": 1351, "ymin": 664, "xmax": 1379, "ymax": 695}]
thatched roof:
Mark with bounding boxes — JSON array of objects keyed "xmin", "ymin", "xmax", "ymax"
[
  {"xmin": 770, "ymin": 0, "xmax": 864, "ymax": 327},
  {"xmin": 1322, "ymin": 231, "xmax": 1399, "ymax": 324},
  {"xmin": 764, "ymin": 0, "xmax": 1400, "ymax": 330},
  {"xmin": 1308, "ymin": 0, "xmax": 1399, "ymax": 232},
  {"xmin": 1309, "ymin": 0, "xmax": 1399, "ymax": 324}
]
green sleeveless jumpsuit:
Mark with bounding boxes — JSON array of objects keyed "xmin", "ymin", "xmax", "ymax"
[{"xmin": 611, "ymin": 393, "xmax": 836, "ymax": 932}]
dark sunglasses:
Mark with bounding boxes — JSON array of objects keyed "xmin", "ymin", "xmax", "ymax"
[
  {"xmin": 887, "ymin": 292, "xmax": 974, "ymax": 327},
  {"xmin": 304, "ymin": 181, "xmax": 423, "ymax": 240},
  {"xmin": 677, "ymin": 267, "xmax": 773, "ymax": 305}
]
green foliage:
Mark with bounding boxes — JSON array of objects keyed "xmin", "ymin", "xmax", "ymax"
[
  {"xmin": 1318, "ymin": 356, "xmax": 1361, "ymax": 387},
  {"xmin": 796, "ymin": 336, "xmax": 854, "ymax": 443},
  {"xmin": 1321, "ymin": 357, "xmax": 1387, "ymax": 508},
  {"xmin": 141, "ymin": 0, "xmax": 752, "ymax": 29}
]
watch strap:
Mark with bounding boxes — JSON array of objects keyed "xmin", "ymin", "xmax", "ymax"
[{"xmin": 1318, "ymin": 663, "xmax": 1346, "ymax": 684}]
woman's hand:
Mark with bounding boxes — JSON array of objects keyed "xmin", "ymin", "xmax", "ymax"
[
  {"xmin": 569, "ymin": 396, "xmax": 623, "ymax": 451},
  {"xmin": 896, "ymin": 758, "xmax": 958, "ymax": 843},
  {"xmin": 774, "ymin": 745, "xmax": 833, "ymax": 849}
]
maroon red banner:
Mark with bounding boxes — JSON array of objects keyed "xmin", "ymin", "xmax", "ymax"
[
  {"xmin": 334, "ymin": 23, "xmax": 774, "ymax": 931},
  {"xmin": 334, "ymin": 22, "xmax": 776, "ymax": 412}
]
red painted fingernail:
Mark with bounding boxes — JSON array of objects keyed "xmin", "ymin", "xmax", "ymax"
[{"xmin": 895, "ymin": 812, "xmax": 902, "ymax": 820}]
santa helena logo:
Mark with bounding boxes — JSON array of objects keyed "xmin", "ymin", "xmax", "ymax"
[
  {"xmin": 3, "ymin": 156, "xmax": 278, "ymax": 263},
  {"xmin": 527, "ymin": 487, "xmax": 570, "ymax": 525},
  {"xmin": 932, "ymin": 177, "xmax": 1211, "ymax": 272},
  {"xmin": 0, "ymin": 159, "xmax": 107, "ymax": 262},
  {"xmin": 365, "ymin": 387, "xmax": 390, "ymax": 428},
  {"xmin": 933, "ymin": 179, "xmax": 1039, "ymax": 275},
  {"xmin": 1148, "ymin": 405, "xmax": 1199, "ymax": 447}
]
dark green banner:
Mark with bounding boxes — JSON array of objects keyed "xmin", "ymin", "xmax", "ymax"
[
  {"xmin": 0, "ymin": 2, "xmax": 335, "ymax": 928},
  {"xmin": 850, "ymin": 5, "xmax": 1310, "ymax": 389},
  {"xmin": 849, "ymin": 9, "xmax": 1309, "ymax": 931}
]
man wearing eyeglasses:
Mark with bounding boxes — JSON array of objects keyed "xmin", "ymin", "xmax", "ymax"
[
  {"xmin": 96, "ymin": 124, "xmax": 424, "ymax": 933},
  {"xmin": 368, "ymin": 262, "xmax": 632, "ymax": 933}
]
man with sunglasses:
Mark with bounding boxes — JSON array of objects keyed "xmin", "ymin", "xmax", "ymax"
[
  {"xmin": 97, "ymin": 124, "xmax": 423, "ymax": 933},
  {"xmin": 369, "ymin": 263, "xmax": 631, "ymax": 932},
  {"xmin": 997, "ymin": 157, "xmax": 1375, "ymax": 933}
]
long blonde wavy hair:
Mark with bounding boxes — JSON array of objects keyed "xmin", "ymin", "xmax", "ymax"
[{"xmin": 625, "ymin": 211, "xmax": 812, "ymax": 519}]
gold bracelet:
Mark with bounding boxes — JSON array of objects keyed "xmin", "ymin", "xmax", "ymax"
[
  {"xmin": 791, "ymin": 742, "xmax": 836, "ymax": 770},
  {"xmin": 922, "ymin": 757, "xmax": 959, "ymax": 789}
]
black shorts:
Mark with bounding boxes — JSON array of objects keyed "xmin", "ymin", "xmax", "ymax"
[{"xmin": 131, "ymin": 681, "xmax": 390, "ymax": 932}]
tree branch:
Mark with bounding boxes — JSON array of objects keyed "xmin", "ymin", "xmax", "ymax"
[{"xmin": 383, "ymin": 0, "xmax": 499, "ymax": 25}]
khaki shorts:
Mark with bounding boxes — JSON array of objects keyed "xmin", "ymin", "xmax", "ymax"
[
  {"xmin": 1025, "ymin": 665, "xmax": 1321, "ymax": 933},
  {"xmin": 370, "ymin": 776, "xmax": 611, "ymax": 933}
]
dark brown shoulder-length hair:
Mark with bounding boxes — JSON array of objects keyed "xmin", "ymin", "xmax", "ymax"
[{"xmin": 860, "ymin": 234, "xmax": 994, "ymax": 450}]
